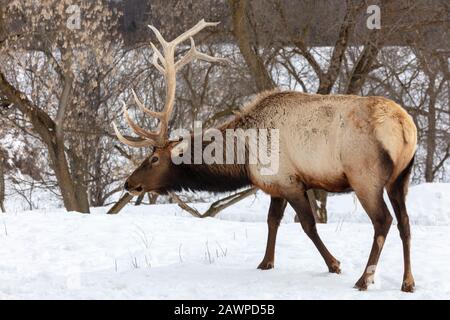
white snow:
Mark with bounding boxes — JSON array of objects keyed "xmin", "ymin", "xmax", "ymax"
[{"xmin": 0, "ymin": 183, "xmax": 449, "ymax": 299}]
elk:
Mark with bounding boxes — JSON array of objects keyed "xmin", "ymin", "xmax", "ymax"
[{"xmin": 113, "ymin": 20, "xmax": 417, "ymax": 292}]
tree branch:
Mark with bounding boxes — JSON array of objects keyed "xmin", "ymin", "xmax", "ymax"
[{"xmin": 170, "ymin": 187, "xmax": 258, "ymax": 218}]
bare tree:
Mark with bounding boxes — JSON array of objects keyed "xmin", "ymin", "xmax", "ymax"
[
  {"xmin": 415, "ymin": 49, "xmax": 449, "ymax": 182},
  {"xmin": 0, "ymin": 1, "xmax": 122, "ymax": 212},
  {"xmin": 2, "ymin": 0, "xmax": 448, "ymax": 214},
  {"xmin": 0, "ymin": 146, "xmax": 5, "ymax": 212}
]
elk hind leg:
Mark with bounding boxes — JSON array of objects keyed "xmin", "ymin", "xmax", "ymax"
[
  {"xmin": 353, "ymin": 185, "xmax": 393, "ymax": 290},
  {"xmin": 258, "ymin": 197, "xmax": 287, "ymax": 270},
  {"xmin": 387, "ymin": 156, "xmax": 415, "ymax": 292}
]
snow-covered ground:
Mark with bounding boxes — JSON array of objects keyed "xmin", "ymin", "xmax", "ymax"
[{"xmin": 0, "ymin": 183, "xmax": 449, "ymax": 299}]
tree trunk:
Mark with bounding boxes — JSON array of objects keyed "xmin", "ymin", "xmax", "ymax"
[
  {"xmin": 345, "ymin": 32, "xmax": 380, "ymax": 95},
  {"xmin": 425, "ymin": 89, "xmax": 437, "ymax": 182},
  {"xmin": 49, "ymin": 144, "xmax": 89, "ymax": 213},
  {"xmin": 229, "ymin": 0, "xmax": 275, "ymax": 91},
  {"xmin": 70, "ymin": 155, "xmax": 90, "ymax": 213},
  {"xmin": 73, "ymin": 177, "xmax": 90, "ymax": 213},
  {"xmin": 0, "ymin": 148, "xmax": 5, "ymax": 213},
  {"xmin": 313, "ymin": 189, "xmax": 327, "ymax": 223},
  {"xmin": 148, "ymin": 193, "xmax": 158, "ymax": 204},
  {"xmin": 295, "ymin": 189, "xmax": 327, "ymax": 223}
]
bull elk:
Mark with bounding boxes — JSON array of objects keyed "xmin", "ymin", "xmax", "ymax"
[{"xmin": 113, "ymin": 20, "xmax": 417, "ymax": 292}]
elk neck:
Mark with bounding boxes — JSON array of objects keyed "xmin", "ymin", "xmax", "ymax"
[{"xmin": 167, "ymin": 132, "xmax": 252, "ymax": 193}]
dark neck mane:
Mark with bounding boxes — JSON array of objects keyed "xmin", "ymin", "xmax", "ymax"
[
  {"xmin": 169, "ymin": 161, "xmax": 251, "ymax": 193},
  {"xmin": 167, "ymin": 131, "xmax": 252, "ymax": 193}
]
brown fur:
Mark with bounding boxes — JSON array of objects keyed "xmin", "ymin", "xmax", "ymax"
[{"xmin": 124, "ymin": 90, "xmax": 417, "ymax": 292}]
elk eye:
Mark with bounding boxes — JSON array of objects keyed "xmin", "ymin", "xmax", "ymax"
[{"xmin": 151, "ymin": 156, "xmax": 159, "ymax": 164}]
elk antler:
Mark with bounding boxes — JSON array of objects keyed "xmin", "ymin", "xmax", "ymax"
[{"xmin": 113, "ymin": 19, "xmax": 228, "ymax": 148}]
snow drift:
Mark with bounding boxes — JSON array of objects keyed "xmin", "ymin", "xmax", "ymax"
[{"xmin": 0, "ymin": 183, "xmax": 448, "ymax": 299}]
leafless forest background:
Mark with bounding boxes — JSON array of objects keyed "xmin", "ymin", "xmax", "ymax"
[{"xmin": 0, "ymin": 0, "xmax": 449, "ymax": 217}]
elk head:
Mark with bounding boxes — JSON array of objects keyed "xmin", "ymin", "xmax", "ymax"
[{"xmin": 113, "ymin": 19, "xmax": 227, "ymax": 195}]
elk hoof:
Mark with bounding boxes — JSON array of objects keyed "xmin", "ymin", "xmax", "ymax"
[
  {"xmin": 328, "ymin": 260, "xmax": 341, "ymax": 274},
  {"xmin": 354, "ymin": 278, "xmax": 370, "ymax": 291},
  {"xmin": 257, "ymin": 260, "xmax": 274, "ymax": 270},
  {"xmin": 401, "ymin": 279, "xmax": 415, "ymax": 293}
]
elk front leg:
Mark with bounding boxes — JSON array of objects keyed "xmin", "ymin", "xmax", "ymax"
[{"xmin": 258, "ymin": 197, "xmax": 287, "ymax": 270}]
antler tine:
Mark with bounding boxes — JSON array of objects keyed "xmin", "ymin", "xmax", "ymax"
[
  {"xmin": 111, "ymin": 122, "xmax": 155, "ymax": 148},
  {"xmin": 148, "ymin": 25, "xmax": 169, "ymax": 50},
  {"xmin": 175, "ymin": 37, "xmax": 229, "ymax": 71},
  {"xmin": 131, "ymin": 89, "xmax": 165, "ymax": 119},
  {"xmin": 150, "ymin": 42, "xmax": 166, "ymax": 70},
  {"xmin": 170, "ymin": 19, "xmax": 220, "ymax": 47},
  {"xmin": 121, "ymin": 101, "xmax": 162, "ymax": 142},
  {"xmin": 152, "ymin": 53, "xmax": 165, "ymax": 74}
]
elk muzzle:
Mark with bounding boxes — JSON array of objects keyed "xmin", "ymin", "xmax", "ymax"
[{"xmin": 124, "ymin": 181, "xmax": 143, "ymax": 195}]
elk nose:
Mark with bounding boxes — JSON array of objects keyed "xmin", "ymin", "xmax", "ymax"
[{"xmin": 124, "ymin": 181, "xmax": 129, "ymax": 191}]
